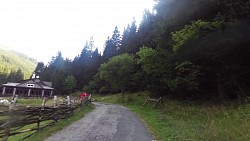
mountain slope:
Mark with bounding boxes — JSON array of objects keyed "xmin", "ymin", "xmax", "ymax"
[{"xmin": 0, "ymin": 45, "xmax": 37, "ymax": 80}]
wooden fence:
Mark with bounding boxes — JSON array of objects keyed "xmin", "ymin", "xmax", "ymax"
[
  {"xmin": 0, "ymin": 95, "xmax": 89, "ymax": 141},
  {"xmin": 143, "ymin": 97, "xmax": 165, "ymax": 108}
]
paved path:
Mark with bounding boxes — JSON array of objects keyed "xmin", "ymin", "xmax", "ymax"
[{"xmin": 45, "ymin": 102, "xmax": 153, "ymax": 141}]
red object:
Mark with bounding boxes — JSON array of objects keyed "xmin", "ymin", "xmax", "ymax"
[{"xmin": 80, "ymin": 92, "xmax": 89, "ymax": 100}]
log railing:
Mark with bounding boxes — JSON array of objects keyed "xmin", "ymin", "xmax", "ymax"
[
  {"xmin": 143, "ymin": 97, "xmax": 165, "ymax": 108},
  {"xmin": 0, "ymin": 95, "xmax": 89, "ymax": 141}
]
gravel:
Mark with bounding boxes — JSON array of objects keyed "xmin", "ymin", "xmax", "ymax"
[{"xmin": 45, "ymin": 102, "xmax": 153, "ymax": 141}]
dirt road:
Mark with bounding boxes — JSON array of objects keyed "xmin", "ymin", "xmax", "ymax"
[{"xmin": 45, "ymin": 102, "xmax": 154, "ymax": 141}]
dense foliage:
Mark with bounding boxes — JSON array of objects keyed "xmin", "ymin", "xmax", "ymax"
[
  {"xmin": 0, "ymin": 46, "xmax": 37, "ymax": 84},
  {"xmin": 99, "ymin": 54, "xmax": 137, "ymax": 93},
  {"xmin": 37, "ymin": 0, "xmax": 250, "ymax": 101}
]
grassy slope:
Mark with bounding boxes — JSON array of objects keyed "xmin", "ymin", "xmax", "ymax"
[
  {"xmin": 0, "ymin": 45, "xmax": 37, "ymax": 79},
  {"xmin": 94, "ymin": 92, "xmax": 250, "ymax": 141}
]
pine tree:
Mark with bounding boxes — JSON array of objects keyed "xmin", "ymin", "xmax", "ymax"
[
  {"xmin": 120, "ymin": 18, "xmax": 138, "ymax": 54},
  {"xmin": 103, "ymin": 26, "xmax": 122, "ymax": 60},
  {"xmin": 137, "ymin": 9, "xmax": 156, "ymax": 48},
  {"xmin": 111, "ymin": 26, "xmax": 122, "ymax": 51}
]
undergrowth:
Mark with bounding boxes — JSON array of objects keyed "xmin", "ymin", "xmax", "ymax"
[{"xmin": 94, "ymin": 91, "xmax": 250, "ymax": 141}]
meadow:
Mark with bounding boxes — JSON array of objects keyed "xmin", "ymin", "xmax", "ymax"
[{"xmin": 94, "ymin": 92, "xmax": 250, "ymax": 141}]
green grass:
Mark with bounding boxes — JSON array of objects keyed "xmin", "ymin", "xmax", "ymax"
[
  {"xmin": 1, "ymin": 97, "xmax": 94, "ymax": 141},
  {"xmin": 17, "ymin": 98, "xmax": 46, "ymax": 106},
  {"xmin": 94, "ymin": 92, "xmax": 250, "ymax": 141},
  {"xmin": 1, "ymin": 97, "xmax": 54, "ymax": 107},
  {"xmin": 8, "ymin": 104, "xmax": 94, "ymax": 141}
]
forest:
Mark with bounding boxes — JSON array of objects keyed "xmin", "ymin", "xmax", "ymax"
[
  {"xmin": 35, "ymin": 0, "xmax": 250, "ymax": 101},
  {"xmin": 0, "ymin": 46, "xmax": 36, "ymax": 85}
]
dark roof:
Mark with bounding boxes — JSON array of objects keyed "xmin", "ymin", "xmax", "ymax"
[
  {"xmin": 2, "ymin": 79, "xmax": 54, "ymax": 90},
  {"xmin": 43, "ymin": 81, "xmax": 52, "ymax": 87}
]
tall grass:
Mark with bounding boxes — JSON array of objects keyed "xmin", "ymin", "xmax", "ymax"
[{"xmin": 94, "ymin": 92, "xmax": 250, "ymax": 141}]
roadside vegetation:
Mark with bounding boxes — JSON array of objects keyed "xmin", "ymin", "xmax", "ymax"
[
  {"xmin": 1, "ymin": 1, "xmax": 250, "ymax": 140},
  {"xmin": 94, "ymin": 91, "xmax": 250, "ymax": 141},
  {"xmin": 16, "ymin": 104, "xmax": 94, "ymax": 141},
  {"xmin": 2, "ymin": 97, "xmax": 94, "ymax": 141}
]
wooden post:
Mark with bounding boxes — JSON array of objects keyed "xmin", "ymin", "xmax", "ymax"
[
  {"xmin": 50, "ymin": 91, "xmax": 53, "ymax": 97},
  {"xmin": 153, "ymin": 97, "xmax": 165, "ymax": 108},
  {"xmin": 28, "ymin": 89, "xmax": 31, "ymax": 97},
  {"xmin": 88, "ymin": 94, "xmax": 92, "ymax": 102},
  {"xmin": 37, "ymin": 98, "xmax": 46, "ymax": 131},
  {"xmin": 12, "ymin": 88, "xmax": 16, "ymax": 97},
  {"xmin": 2, "ymin": 95, "xmax": 18, "ymax": 141},
  {"xmin": 41, "ymin": 98, "xmax": 46, "ymax": 110},
  {"xmin": 2, "ymin": 87, "xmax": 5, "ymax": 94},
  {"xmin": 53, "ymin": 96, "xmax": 59, "ymax": 122},
  {"xmin": 143, "ymin": 97, "xmax": 149, "ymax": 105},
  {"xmin": 67, "ymin": 96, "xmax": 71, "ymax": 107},
  {"xmin": 9, "ymin": 95, "xmax": 18, "ymax": 110},
  {"xmin": 42, "ymin": 90, "xmax": 45, "ymax": 97},
  {"xmin": 143, "ymin": 97, "xmax": 165, "ymax": 108},
  {"xmin": 54, "ymin": 95, "xmax": 57, "ymax": 107}
]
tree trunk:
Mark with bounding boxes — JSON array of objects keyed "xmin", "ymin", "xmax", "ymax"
[
  {"xmin": 236, "ymin": 82, "xmax": 247, "ymax": 104},
  {"xmin": 216, "ymin": 72, "xmax": 226, "ymax": 100}
]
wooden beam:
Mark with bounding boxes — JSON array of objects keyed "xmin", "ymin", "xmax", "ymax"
[
  {"xmin": 2, "ymin": 87, "xmax": 6, "ymax": 95},
  {"xmin": 144, "ymin": 97, "xmax": 165, "ymax": 108}
]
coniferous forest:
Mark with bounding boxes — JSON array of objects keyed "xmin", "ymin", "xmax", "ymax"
[{"xmin": 36, "ymin": 0, "xmax": 250, "ymax": 101}]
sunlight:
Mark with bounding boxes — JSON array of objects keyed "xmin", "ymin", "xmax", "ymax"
[{"xmin": 0, "ymin": 0, "xmax": 155, "ymax": 63}]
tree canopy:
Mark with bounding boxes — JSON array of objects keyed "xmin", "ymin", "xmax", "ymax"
[{"xmin": 34, "ymin": 0, "xmax": 250, "ymax": 102}]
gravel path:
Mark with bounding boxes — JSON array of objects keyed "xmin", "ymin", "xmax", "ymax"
[{"xmin": 45, "ymin": 102, "xmax": 153, "ymax": 141}]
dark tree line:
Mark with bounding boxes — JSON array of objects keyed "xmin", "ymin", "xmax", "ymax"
[
  {"xmin": 38, "ymin": 0, "xmax": 250, "ymax": 101},
  {"xmin": 38, "ymin": 38, "xmax": 101, "ymax": 95},
  {"xmin": 0, "ymin": 69, "xmax": 24, "ymax": 85}
]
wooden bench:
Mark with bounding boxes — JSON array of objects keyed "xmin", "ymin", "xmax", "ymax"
[{"xmin": 143, "ymin": 97, "xmax": 165, "ymax": 108}]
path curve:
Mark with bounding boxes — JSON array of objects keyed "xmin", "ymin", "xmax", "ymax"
[{"xmin": 45, "ymin": 102, "xmax": 153, "ymax": 141}]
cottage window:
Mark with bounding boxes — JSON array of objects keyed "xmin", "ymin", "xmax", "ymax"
[{"xmin": 27, "ymin": 84, "xmax": 35, "ymax": 87}]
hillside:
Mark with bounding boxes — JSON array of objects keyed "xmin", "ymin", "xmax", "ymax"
[{"xmin": 0, "ymin": 45, "xmax": 37, "ymax": 82}]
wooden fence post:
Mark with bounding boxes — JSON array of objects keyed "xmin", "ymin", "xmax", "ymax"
[
  {"xmin": 2, "ymin": 95, "xmax": 18, "ymax": 141},
  {"xmin": 54, "ymin": 95, "xmax": 57, "ymax": 108},
  {"xmin": 153, "ymin": 97, "xmax": 165, "ymax": 108},
  {"xmin": 143, "ymin": 97, "xmax": 149, "ymax": 105},
  {"xmin": 37, "ymin": 98, "xmax": 46, "ymax": 131},
  {"xmin": 42, "ymin": 98, "xmax": 46, "ymax": 109},
  {"xmin": 143, "ymin": 97, "xmax": 165, "ymax": 108},
  {"xmin": 67, "ymin": 96, "xmax": 71, "ymax": 107}
]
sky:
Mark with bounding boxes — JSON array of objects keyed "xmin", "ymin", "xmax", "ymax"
[{"xmin": 0, "ymin": 0, "xmax": 155, "ymax": 63}]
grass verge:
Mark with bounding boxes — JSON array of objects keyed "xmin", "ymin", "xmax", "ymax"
[{"xmin": 94, "ymin": 92, "xmax": 250, "ymax": 141}]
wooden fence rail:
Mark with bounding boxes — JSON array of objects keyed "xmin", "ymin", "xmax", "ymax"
[
  {"xmin": 143, "ymin": 97, "xmax": 165, "ymax": 108},
  {"xmin": 0, "ymin": 95, "xmax": 89, "ymax": 141}
]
